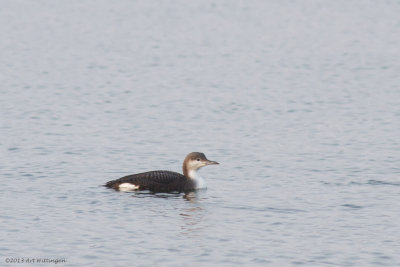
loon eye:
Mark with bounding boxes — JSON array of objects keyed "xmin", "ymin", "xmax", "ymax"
[{"xmin": 196, "ymin": 158, "xmax": 200, "ymax": 161}]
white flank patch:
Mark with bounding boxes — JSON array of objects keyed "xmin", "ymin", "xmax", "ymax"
[{"xmin": 118, "ymin": 183, "xmax": 139, "ymax": 191}]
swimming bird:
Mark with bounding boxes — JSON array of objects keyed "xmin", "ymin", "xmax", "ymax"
[{"xmin": 104, "ymin": 152, "xmax": 219, "ymax": 192}]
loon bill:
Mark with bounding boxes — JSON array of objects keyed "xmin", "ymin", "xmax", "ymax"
[{"xmin": 104, "ymin": 152, "xmax": 219, "ymax": 193}]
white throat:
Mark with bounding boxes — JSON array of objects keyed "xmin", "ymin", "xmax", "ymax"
[{"xmin": 188, "ymin": 169, "xmax": 207, "ymax": 189}]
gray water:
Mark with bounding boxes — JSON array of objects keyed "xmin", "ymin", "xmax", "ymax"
[{"xmin": 1, "ymin": 1, "xmax": 400, "ymax": 266}]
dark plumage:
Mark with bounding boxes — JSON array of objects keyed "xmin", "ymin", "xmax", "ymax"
[
  {"xmin": 105, "ymin": 170, "xmax": 195, "ymax": 192},
  {"xmin": 104, "ymin": 152, "xmax": 219, "ymax": 193}
]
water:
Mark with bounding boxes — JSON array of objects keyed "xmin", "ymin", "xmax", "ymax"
[{"xmin": 1, "ymin": 0, "xmax": 400, "ymax": 266}]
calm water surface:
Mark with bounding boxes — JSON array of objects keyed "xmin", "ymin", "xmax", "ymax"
[{"xmin": 1, "ymin": 1, "xmax": 400, "ymax": 266}]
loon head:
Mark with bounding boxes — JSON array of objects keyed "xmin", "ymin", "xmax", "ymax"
[{"xmin": 182, "ymin": 152, "xmax": 219, "ymax": 179}]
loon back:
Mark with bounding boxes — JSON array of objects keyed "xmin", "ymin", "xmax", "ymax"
[{"xmin": 105, "ymin": 170, "xmax": 195, "ymax": 192}]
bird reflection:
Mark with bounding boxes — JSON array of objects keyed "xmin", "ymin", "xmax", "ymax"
[
  {"xmin": 183, "ymin": 191, "xmax": 197, "ymax": 202},
  {"xmin": 128, "ymin": 190, "xmax": 203, "ymax": 201},
  {"xmin": 130, "ymin": 191, "xmax": 186, "ymax": 199},
  {"xmin": 179, "ymin": 192, "xmax": 207, "ymax": 237},
  {"xmin": 127, "ymin": 190, "xmax": 207, "ymax": 237}
]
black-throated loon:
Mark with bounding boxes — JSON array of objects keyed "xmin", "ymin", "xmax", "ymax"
[{"xmin": 104, "ymin": 152, "xmax": 219, "ymax": 192}]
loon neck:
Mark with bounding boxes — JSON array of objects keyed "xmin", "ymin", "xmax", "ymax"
[
  {"xmin": 188, "ymin": 169, "xmax": 207, "ymax": 189},
  {"xmin": 187, "ymin": 169, "xmax": 198, "ymax": 180},
  {"xmin": 182, "ymin": 159, "xmax": 207, "ymax": 189},
  {"xmin": 183, "ymin": 164, "xmax": 196, "ymax": 179}
]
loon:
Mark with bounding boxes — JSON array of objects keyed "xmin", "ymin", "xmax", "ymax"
[{"xmin": 105, "ymin": 152, "xmax": 219, "ymax": 193}]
